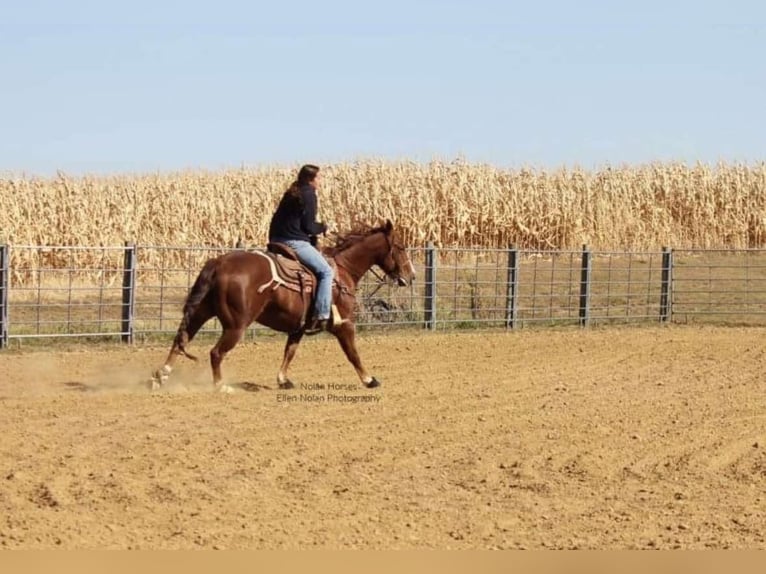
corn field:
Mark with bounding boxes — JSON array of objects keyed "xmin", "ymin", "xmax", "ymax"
[{"xmin": 2, "ymin": 160, "xmax": 766, "ymax": 275}]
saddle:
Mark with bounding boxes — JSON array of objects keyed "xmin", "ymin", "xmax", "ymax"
[
  {"xmin": 265, "ymin": 242, "xmax": 316, "ymax": 292},
  {"xmin": 258, "ymin": 243, "xmax": 346, "ymax": 332}
]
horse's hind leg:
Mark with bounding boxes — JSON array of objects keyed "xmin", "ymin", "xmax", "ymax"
[
  {"xmin": 277, "ymin": 331, "xmax": 304, "ymax": 389},
  {"xmin": 210, "ymin": 326, "xmax": 246, "ymax": 393},
  {"xmin": 152, "ymin": 305, "xmax": 213, "ymax": 389}
]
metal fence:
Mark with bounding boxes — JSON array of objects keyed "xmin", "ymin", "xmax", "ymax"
[
  {"xmin": 671, "ymin": 249, "xmax": 766, "ymax": 324},
  {"xmin": 1, "ymin": 243, "xmax": 765, "ymax": 347}
]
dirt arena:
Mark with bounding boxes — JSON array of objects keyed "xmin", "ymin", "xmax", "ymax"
[{"xmin": 0, "ymin": 326, "xmax": 764, "ymax": 549}]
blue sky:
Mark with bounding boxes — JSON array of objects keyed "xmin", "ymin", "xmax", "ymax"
[{"xmin": 1, "ymin": 0, "xmax": 764, "ymax": 174}]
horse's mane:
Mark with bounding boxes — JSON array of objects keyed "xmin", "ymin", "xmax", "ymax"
[{"xmin": 322, "ymin": 224, "xmax": 388, "ymax": 257}]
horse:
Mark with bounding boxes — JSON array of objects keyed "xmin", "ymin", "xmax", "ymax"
[{"xmin": 150, "ymin": 220, "xmax": 416, "ymax": 392}]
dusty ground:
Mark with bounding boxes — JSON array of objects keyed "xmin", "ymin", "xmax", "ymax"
[{"xmin": 0, "ymin": 325, "xmax": 764, "ymax": 549}]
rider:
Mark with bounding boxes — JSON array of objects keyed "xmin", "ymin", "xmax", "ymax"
[{"xmin": 268, "ymin": 164, "xmax": 334, "ymax": 332}]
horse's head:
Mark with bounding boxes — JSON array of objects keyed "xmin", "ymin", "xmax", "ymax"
[
  {"xmin": 325, "ymin": 220, "xmax": 416, "ymax": 286},
  {"xmin": 375, "ymin": 220, "xmax": 416, "ymax": 287}
]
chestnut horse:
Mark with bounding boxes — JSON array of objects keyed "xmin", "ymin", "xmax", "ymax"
[{"xmin": 151, "ymin": 220, "xmax": 416, "ymax": 392}]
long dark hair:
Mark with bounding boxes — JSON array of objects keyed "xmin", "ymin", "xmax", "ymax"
[
  {"xmin": 286, "ymin": 164, "xmax": 319, "ymax": 197},
  {"xmin": 277, "ymin": 164, "xmax": 320, "ymax": 213}
]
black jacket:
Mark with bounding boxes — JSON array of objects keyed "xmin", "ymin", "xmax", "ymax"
[{"xmin": 268, "ymin": 183, "xmax": 327, "ymax": 243}]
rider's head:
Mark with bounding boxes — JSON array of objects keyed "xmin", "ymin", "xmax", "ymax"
[{"xmin": 297, "ymin": 164, "xmax": 320, "ymax": 188}]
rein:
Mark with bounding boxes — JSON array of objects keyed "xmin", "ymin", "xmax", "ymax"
[{"xmin": 366, "ymin": 267, "xmax": 388, "ymax": 298}]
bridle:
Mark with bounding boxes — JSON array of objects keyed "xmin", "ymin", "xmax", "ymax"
[
  {"xmin": 329, "ymin": 229, "xmax": 405, "ymax": 300},
  {"xmin": 361, "ymin": 232, "xmax": 401, "ymax": 299}
]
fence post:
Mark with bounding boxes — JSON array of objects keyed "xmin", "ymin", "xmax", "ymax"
[
  {"xmin": 660, "ymin": 247, "xmax": 673, "ymax": 322},
  {"xmin": 579, "ymin": 244, "xmax": 592, "ymax": 327},
  {"xmin": 424, "ymin": 242, "xmax": 437, "ymax": 330},
  {"xmin": 505, "ymin": 245, "xmax": 519, "ymax": 329},
  {"xmin": 0, "ymin": 244, "xmax": 8, "ymax": 349},
  {"xmin": 121, "ymin": 242, "xmax": 137, "ymax": 344}
]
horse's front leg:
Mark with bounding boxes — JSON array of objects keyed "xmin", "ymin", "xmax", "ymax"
[
  {"xmin": 332, "ymin": 323, "xmax": 380, "ymax": 388},
  {"xmin": 277, "ymin": 331, "xmax": 304, "ymax": 389}
]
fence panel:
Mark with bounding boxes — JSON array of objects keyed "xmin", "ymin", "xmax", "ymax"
[
  {"xmin": 515, "ymin": 250, "xmax": 582, "ymax": 326},
  {"xmin": 672, "ymin": 249, "xmax": 766, "ymax": 324},
  {"xmin": 588, "ymin": 250, "xmax": 665, "ymax": 324},
  {"xmin": 6, "ymin": 246, "xmax": 127, "ymax": 340},
  {"xmin": 430, "ymin": 247, "xmax": 510, "ymax": 328}
]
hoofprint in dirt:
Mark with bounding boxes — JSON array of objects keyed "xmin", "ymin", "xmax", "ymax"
[{"xmin": 0, "ymin": 326, "xmax": 763, "ymax": 549}]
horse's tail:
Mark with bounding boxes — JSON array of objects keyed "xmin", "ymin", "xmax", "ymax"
[{"xmin": 174, "ymin": 257, "xmax": 218, "ymax": 361}]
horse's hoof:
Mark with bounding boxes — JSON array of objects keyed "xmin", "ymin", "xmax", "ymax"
[
  {"xmin": 150, "ymin": 371, "xmax": 164, "ymax": 391},
  {"xmin": 365, "ymin": 377, "xmax": 381, "ymax": 389},
  {"xmin": 217, "ymin": 384, "xmax": 234, "ymax": 394},
  {"xmin": 151, "ymin": 368, "xmax": 169, "ymax": 389},
  {"xmin": 278, "ymin": 380, "xmax": 295, "ymax": 390}
]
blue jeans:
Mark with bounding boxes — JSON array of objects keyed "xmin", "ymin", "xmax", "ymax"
[{"xmin": 279, "ymin": 239, "xmax": 333, "ymax": 320}]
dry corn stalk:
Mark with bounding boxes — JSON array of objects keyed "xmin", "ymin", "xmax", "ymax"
[{"xmin": 2, "ymin": 160, "xmax": 766, "ymax": 280}]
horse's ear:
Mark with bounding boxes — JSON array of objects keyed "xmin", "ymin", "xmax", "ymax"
[{"xmin": 384, "ymin": 219, "xmax": 393, "ymax": 234}]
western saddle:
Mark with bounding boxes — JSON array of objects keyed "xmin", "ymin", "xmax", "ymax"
[
  {"xmin": 265, "ymin": 242, "xmax": 316, "ymax": 293},
  {"xmin": 262, "ymin": 242, "xmax": 344, "ymax": 332}
]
